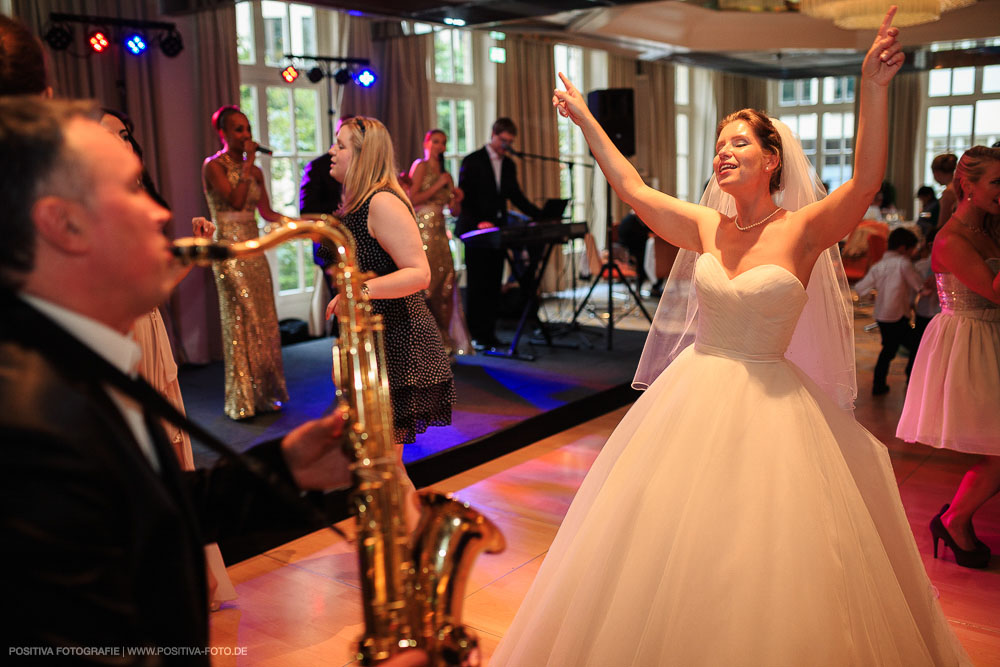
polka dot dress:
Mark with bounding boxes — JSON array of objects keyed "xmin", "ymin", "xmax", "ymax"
[{"xmin": 330, "ymin": 189, "xmax": 455, "ymax": 444}]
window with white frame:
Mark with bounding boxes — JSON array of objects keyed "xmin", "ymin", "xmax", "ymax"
[
  {"xmin": 555, "ymin": 44, "xmax": 589, "ymax": 222},
  {"xmin": 773, "ymin": 75, "xmax": 855, "ymax": 191},
  {"xmin": 922, "ymin": 51, "xmax": 1000, "ymax": 190},
  {"xmin": 675, "ymin": 64, "xmax": 691, "ymax": 202},
  {"xmin": 235, "ymin": 0, "xmax": 328, "ymax": 316},
  {"xmin": 426, "ymin": 26, "xmax": 482, "ymax": 182}
]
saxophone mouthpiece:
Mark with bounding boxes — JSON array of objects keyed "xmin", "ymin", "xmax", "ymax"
[{"xmin": 171, "ymin": 238, "xmax": 234, "ymax": 265}]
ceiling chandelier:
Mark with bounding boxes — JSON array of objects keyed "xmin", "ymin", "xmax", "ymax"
[{"xmin": 798, "ymin": 0, "xmax": 977, "ymax": 29}]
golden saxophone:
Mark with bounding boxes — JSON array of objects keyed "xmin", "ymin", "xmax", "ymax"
[{"xmin": 172, "ymin": 216, "xmax": 505, "ymax": 666}]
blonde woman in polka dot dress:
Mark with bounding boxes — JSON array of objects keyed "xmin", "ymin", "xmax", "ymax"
[{"xmin": 324, "ymin": 117, "xmax": 454, "ymax": 521}]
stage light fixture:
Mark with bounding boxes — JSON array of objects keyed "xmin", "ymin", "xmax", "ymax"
[
  {"xmin": 333, "ymin": 67, "xmax": 351, "ymax": 85},
  {"xmin": 354, "ymin": 68, "xmax": 376, "ymax": 88},
  {"xmin": 281, "ymin": 65, "xmax": 299, "ymax": 83},
  {"xmin": 159, "ymin": 29, "xmax": 184, "ymax": 58},
  {"xmin": 307, "ymin": 66, "xmax": 324, "ymax": 83},
  {"xmin": 43, "ymin": 24, "xmax": 72, "ymax": 51},
  {"xmin": 88, "ymin": 30, "xmax": 110, "ymax": 53},
  {"xmin": 125, "ymin": 33, "xmax": 147, "ymax": 56}
]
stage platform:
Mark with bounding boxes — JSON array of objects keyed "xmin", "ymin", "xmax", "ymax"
[{"xmin": 179, "ymin": 324, "xmax": 643, "ymax": 517}]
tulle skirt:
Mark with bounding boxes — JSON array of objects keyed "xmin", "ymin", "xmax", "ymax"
[
  {"xmin": 897, "ymin": 309, "xmax": 1000, "ymax": 455},
  {"xmin": 490, "ymin": 346, "xmax": 969, "ymax": 666}
]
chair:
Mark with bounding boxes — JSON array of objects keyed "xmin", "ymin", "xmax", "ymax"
[{"xmin": 843, "ymin": 220, "xmax": 890, "ymax": 282}]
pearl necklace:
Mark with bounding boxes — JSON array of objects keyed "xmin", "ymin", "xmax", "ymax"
[{"xmin": 733, "ymin": 206, "xmax": 781, "ymax": 232}]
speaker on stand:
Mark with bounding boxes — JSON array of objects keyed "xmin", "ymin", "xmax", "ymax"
[{"xmin": 570, "ymin": 88, "xmax": 652, "ymax": 350}]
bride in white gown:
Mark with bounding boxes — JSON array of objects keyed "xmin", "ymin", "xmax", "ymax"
[{"xmin": 490, "ymin": 8, "xmax": 970, "ymax": 666}]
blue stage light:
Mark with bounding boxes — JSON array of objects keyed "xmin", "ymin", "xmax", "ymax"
[
  {"xmin": 355, "ymin": 68, "xmax": 376, "ymax": 88},
  {"xmin": 125, "ymin": 34, "xmax": 147, "ymax": 56}
]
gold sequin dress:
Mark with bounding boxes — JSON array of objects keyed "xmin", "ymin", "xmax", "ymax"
[
  {"xmin": 203, "ymin": 153, "xmax": 288, "ymax": 420},
  {"xmin": 413, "ymin": 166, "xmax": 473, "ymax": 356}
]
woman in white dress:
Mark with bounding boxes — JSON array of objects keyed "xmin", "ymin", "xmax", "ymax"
[
  {"xmin": 490, "ymin": 8, "xmax": 970, "ymax": 666},
  {"xmin": 897, "ymin": 146, "xmax": 1000, "ymax": 569}
]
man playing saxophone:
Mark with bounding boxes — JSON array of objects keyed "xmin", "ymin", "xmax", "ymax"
[{"xmin": 0, "ymin": 96, "xmax": 426, "ymax": 666}]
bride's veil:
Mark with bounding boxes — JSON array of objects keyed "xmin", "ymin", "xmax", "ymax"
[{"xmin": 632, "ymin": 118, "xmax": 858, "ymax": 411}]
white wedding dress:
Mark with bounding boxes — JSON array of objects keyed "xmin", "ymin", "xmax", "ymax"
[{"xmin": 490, "ymin": 253, "xmax": 969, "ymax": 666}]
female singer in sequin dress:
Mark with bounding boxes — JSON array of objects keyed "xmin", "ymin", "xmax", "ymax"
[
  {"xmin": 407, "ymin": 129, "xmax": 472, "ymax": 356},
  {"xmin": 898, "ymin": 146, "xmax": 1000, "ymax": 570},
  {"xmin": 202, "ymin": 106, "xmax": 288, "ymax": 420}
]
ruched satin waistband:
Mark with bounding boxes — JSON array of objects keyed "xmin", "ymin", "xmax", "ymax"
[
  {"xmin": 940, "ymin": 307, "xmax": 1000, "ymax": 322},
  {"xmin": 694, "ymin": 342, "xmax": 786, "ymax": 362}
]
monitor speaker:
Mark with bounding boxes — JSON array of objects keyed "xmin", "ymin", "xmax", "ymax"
[{"xmin": 586, "ymin": 88, "xmax": 635, "ymax": 158}]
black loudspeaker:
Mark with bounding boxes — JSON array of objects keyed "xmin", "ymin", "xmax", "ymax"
[{"xmin": 586, "ymin": 88, "xmax": 635, "ymax": 158}]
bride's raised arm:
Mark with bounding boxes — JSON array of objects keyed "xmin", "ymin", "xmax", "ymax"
[
  {"xmin": 799, "ymin": 6, "xmax": 904, "ymax": 251},
  {"xmin": 553, "ymin": 72, "xmax": 714, "ymax": 253}
]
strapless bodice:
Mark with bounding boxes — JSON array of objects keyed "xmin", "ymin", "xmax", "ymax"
[
  {"xmin": 693, "ymin": 254, "xmax": 808, "ymax": 361},
  {"xmin": 935, "ymin": 258, "xmax": 1000, "ymax": 319}
]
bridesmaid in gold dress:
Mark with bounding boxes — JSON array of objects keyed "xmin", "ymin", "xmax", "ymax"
[
  {"xmin": 202, "ymin": 105, "xmax": 288, "ymax": 420},
  {"xmin": 407, "ymin": 129, "xmax": 473, "ymax": 356}
]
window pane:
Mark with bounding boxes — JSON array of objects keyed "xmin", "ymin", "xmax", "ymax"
[
  {"xmin": 293, "ymin": 88, "xmax": 318, "ymax": 152},
  {"xmin": 983, "ymin": 65, "xmax": 1000, "ymax": 94},
  {"xmin": 928, "ymin": 69, "xmax": 951, "ymax": 97},
  {"xmin": 675, "ymin": 64, "xmax": 689, "ymax": 105},
  {"xmin": 262, "ymin": 0, "xmax": 287, "ymax": 67},
  {"xmin": 780, "ymin": 81, "xmax": 795, "ymax": 106},
  {"xmin": 240, "ymin": 84, "xmax": 258, "ymax": 132},
  {"xmin": 454, "ymin": 31, "xmax": 472, "ymax": 84},
  {"xmin": 951, "ymin": 104, "xmax": 973, "ymax": 138},
  {"xmin": 289, "ymin": 3, "xmax": 315, "ymax": 56},
  {"xmin": 676, "ymin": 155, "xmax": 689, "ymax": 201},
  {"xmin": 266, "ymin": 86, "xmax": 292, "ymax": 152},
  {"xmin": 676, "ymin": 112, "xmax": 689, "ymax": 155},
  {"xmin": 844, "ymin": 77, "xmax": 855, "ymax": 102},
  {"xmin": 236, "ymin": 1, "xmax": 254, "ymax": 65},
  {"xmin": 926, "ymin": 106, "xmax": 949, "ymax": 139},
  {"xmin": 434, "ymin": 31, "xmax": 453, "ymax": 83},
  {"xmin": 974, "ymin": 99, "xmax": 1000, "ymax": 146},
  {"xmin": 276, "ymin": 242, "xmax": 301, "ymax": 292},
  {"xmin": 804, "ymin": 78, "xmax": 819, "ymax": 105},
  {"xmin": 456, "ymin": 99, "xmax": 471, "ymax": 156},
  {"xmin": 269, "ymin": 156, "xmax": 297, "ymax": 216},
  {"xmin": 952, "ymin": 67, "xmax": 975, "ymax": 95}
]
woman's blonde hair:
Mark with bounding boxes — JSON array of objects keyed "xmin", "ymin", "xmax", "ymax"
[
  {"xmin": 338, "ymin": 116, "xmax": 415, "ymax": 218},
  {"xmin": 953, "ymin": 146, "xmax": 1000, "ymax": 201}
]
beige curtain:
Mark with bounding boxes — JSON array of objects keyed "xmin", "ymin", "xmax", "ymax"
[
  {"xmin": 642, "ymin": 61, "xmax": 676, "ymax": 199},
  {"xmin": 715, "ymin": 72, "xmax": 768, "ymax": 128},
  {"xmin": 338, "ymin": 18, "xmax": 429, "ymax": 176},
  {"xmin": 374, "ymin": 29, "xmax": 430, "ymax": 173},
  {"xmin": 496, "ymin": 36, "xmax": 563, "ymax": 291},
  {"xmin": 886, "ymin": 72, "xmax": 922, "ymax": 220}
]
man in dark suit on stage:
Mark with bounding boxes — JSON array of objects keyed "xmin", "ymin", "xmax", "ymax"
[
  {"xmin": 0, "ymin": 97, "xmax": 425, "ymax": 667},
  {"xmin": 456, "ymin": 117, "xmax": 543, "ymax": 350}
]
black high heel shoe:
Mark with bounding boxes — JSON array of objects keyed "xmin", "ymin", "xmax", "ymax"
[
  {"xmin": 936, "ymin": 504, "xmax": 988, "ymax": 551},
  {"xmin": 930, "ymin": 507, "xmax": 991, "ymax": 569}
]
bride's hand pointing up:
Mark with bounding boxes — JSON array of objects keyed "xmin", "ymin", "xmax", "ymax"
[
  {"xmin": 552, "ymin": 72, "xmax": 591, "ymax": 126},
  {"xmin": 861, "ymin": 6, "xmax": 904, "ymax": 87}
]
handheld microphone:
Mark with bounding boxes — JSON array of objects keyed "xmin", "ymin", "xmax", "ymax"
[{"xmin": 255, "ymin": 144, "xmax": 274, "ymax": 155}]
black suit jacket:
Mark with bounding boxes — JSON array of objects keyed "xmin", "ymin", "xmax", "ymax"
[
  {"xmin": 0, "ymin": 296, "xmax": 318, "ymax": 664},
  {"xmin": 455, "ymin": 147, "xmax": 542, "ymax": 244}
]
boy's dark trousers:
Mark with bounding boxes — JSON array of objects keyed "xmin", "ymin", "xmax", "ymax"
[{"xmin": 874, "ymin": 316, "xmax": 918, "ymax": 391}]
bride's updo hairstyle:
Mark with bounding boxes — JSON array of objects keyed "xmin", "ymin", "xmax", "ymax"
[
  {"xmin": 952, "ymin": 145, "xmax": 1000, "ymax": 201},
  {"xmin": 717, "ymin": 109, "xmax": 783, "ymax": 194}
]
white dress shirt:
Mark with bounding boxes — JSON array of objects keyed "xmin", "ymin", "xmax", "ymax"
[
  {"xmin": 485, "ymin": 143, "xmax": 503, "ymax": 192},
  {"xmin": 854, "ymin": 250, "xmax": 924, "ymax": 322},
  {"xmin": 20, "ymin": 294, "xmax": 160, "ymax": 470}
]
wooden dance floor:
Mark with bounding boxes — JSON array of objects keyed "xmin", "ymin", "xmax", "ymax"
[{"xmin": 207, "ymin": 309, "xmax": 1000, "ymax": 666}]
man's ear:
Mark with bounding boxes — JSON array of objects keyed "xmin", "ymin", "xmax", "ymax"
[{"xmin": 31, "ymin": 196, "xmax": 91, "ymax": 255}]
